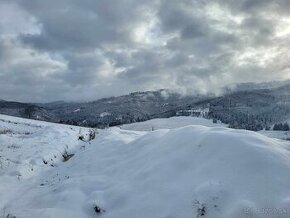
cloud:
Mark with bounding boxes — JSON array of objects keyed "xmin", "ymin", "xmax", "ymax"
[
  {"xmin": 0, "ymin": 0, "xmax": 289, "ymax": 102},
  {"xmin": 0, "ymin": 1, "xmax": 40, "ymax": 37}
]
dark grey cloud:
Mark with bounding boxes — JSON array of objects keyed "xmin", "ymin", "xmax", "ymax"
[
  {"xmin": 0, "ymin": 0, "xmax": 289, "ymax": 102},
  {"xmin": 18, "ymin": 0, "xmax": 155, "ymax": 51}
]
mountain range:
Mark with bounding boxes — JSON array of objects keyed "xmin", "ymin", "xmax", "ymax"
[{"xmin": 1, "ymin": 81, "xmax": 290, "ymax": 130}]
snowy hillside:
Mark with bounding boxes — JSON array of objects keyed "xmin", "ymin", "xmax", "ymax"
[
  {"xmin": 121, "ymin": 116, "xmax": 227, "ymax": 131},
  {"xmin": 1, "ymin": 115, "xmax": 290, "ymax": 218},
  {"xmin": 259, "ymin": 130, "xmax": 290, "ymax": 141},
  {"xmin": 1, "ymin": 83, "xmax": 290, "ymax": 130}
]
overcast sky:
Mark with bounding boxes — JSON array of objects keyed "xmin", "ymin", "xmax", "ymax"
[{"xmin": 0, "ymin": 0, "xmax": 290, "ymax": 102}]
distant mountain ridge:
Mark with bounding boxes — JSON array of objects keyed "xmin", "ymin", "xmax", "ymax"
[
  {"xmin": 0, "ymin": 100, "xmax": 58, "ymax": 122},
  {"xmin": 231, "ymin": 79, "xmax": 290, "ymax": 92},
  {"xmin": 1, "ymin": 81, "xmax": 290, "ymax": 130},
  {"xmin": 37, "ymin": 89, "xmax": 208, "ymax": 127},
  {"xmin": 195, "ymin": 83, "xmax": 290, "ymax": 130}
]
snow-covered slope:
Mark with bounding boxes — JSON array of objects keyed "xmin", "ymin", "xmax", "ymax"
[
  {"xmin": 259, "ymin": 130, "xmax": 290, "ymax": 141},
  {"xmin": 0, "ymin": 115, "xmax": 92, "ymax": 215},
  {"xmin": 121, "ymin": 116, "xmax": 226, "ymax": 131},
  {"xmin": 0, "ymin": 114, "xmax": 86, "ymax": 178},
  {"xmin": 1, "ymin": 115, "xmax": 290, "ymax": 218}
]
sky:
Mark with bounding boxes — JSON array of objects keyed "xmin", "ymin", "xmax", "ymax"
[{"xmin": 0, "ymin": 0, "xmax": 290, "ymax": 102}]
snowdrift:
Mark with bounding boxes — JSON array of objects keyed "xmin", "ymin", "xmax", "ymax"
[{"xmin": 0, "ymin": 115, "xmax": 290, "ymax": 218}]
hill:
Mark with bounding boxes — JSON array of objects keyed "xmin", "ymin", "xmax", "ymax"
[
  {"xmin": 0, "ymin": 115, "xmax": 290, "ymax": 218},
  {"xmin": 0, "ymin": 100, "xmax": 58, "ymax": 122},
  {"xmin": 0, "ymin": 82, "xmax": 290, "ymax": 130}
]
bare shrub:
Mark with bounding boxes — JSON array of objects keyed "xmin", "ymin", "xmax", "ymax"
[{"xmin": 0, "ymin": 129, "xmax": 13, "ymax": 135}]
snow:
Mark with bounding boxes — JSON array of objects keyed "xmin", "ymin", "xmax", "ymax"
[
  {"xmin": 73, "ymin": 109, "xmax": 81, "ymax": 112},
  {"xmin": 121, "ymin": 116, "xmax": 227, "ymax": 131},
  {"xmin": 100, "ymin": 112, "xmax": 111, "ymax": 118},
  {"xmin": 259, "ymin": 130, "xmax": 290, "ymax": 141},
  {"xmin": 1, "ymin": 114, "xmax": 290, "ymax": 218}
]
